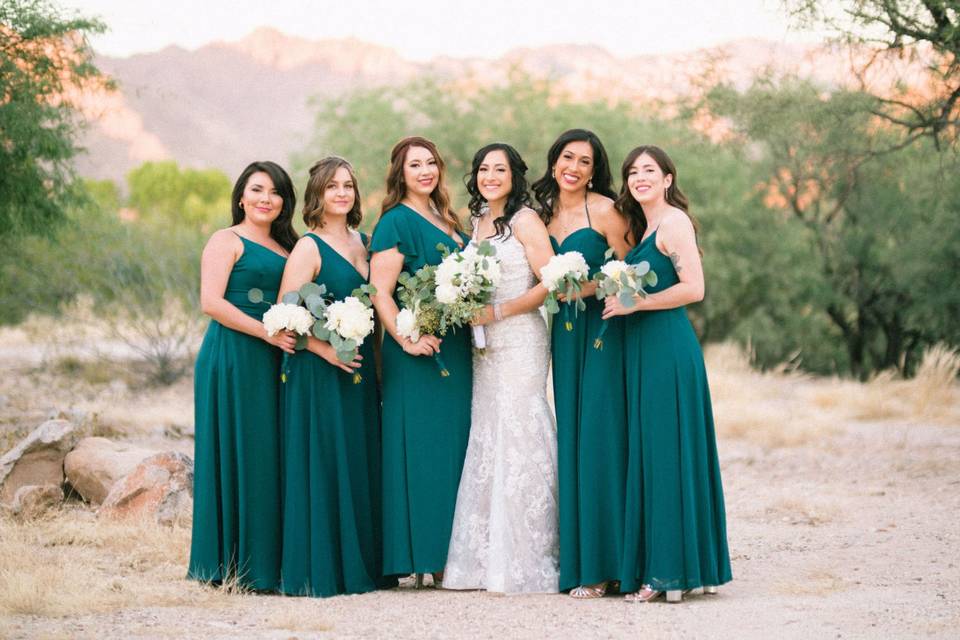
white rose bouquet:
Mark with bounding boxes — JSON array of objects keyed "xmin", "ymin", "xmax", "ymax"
[
  {"xmin": 312, "ymin": 293, "xmax": 376, "ymax": 384},
  {"xmin": 434, "ymin": 240, "xmax": 501, "ymax": 350},
  {"xmin": 251, "ymin": 281, "xmax": 377, "ymax": 383},
  {"xmin": 591, "ymin": 259, "xmax": 658, "ymax": 349},
  {"xmin": 540, "ymin": 251, "xmax": 590, "ymax": 331}
]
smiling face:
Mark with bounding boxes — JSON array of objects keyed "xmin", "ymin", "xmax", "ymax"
[
  {"xmin": 403, "ymin": 145, "xmax": 440, "ymax": 197},
  {"xmin": 323, "ymin": 166, "xmax": 356, "ymax": 218},
  {"xmin": 553, "ymin": 140, "xmax": 594, "ymax": 194},
  {"xmin": 240, "ymin": 171, "xmax": 283, "ymax": 224},
  {"xmin": 476, "ymin": 149, "xmax": 512, "ymax": 204},
  {"xmin": 627, "ymin": 152, "xmax": 673, "ymax": 206}
]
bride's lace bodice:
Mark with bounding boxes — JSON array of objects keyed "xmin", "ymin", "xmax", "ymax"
[{"xmin": 443, "ymin": 211, "xmax": 559, "ymax": 594}]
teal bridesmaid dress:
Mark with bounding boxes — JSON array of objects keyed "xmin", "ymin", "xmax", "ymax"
[
  {"xmin": 370, "ymin": 204, "xmax": 473, "ymax": 576},
  {"xmin": 550, "ymin": 224, "xmax": 628, "ymax": 591},
  {"xmin": 189, "ymin": 234, "xmax": 285, "ymax": 591},
  {"xmin": 619, "ymin": 229, "xmax": 732, "ymax": 592},
  {"xmin": 280, "ymin": 232, "xmax": 388, "ymax": 597}
]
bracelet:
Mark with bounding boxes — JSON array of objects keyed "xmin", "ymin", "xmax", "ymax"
[{"xmin": 493, "ymin": 303, "xmax": 503, "ymax": 322}]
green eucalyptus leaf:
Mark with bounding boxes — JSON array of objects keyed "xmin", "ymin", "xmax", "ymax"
[
  {"xmin": 295, "ymin": 334, "xmax": 308, "ymax": 350},
  {"xmin": 635, "ymin": 261, "xmax": 650, "ymax": 276},
  {"xmin": 247, "ymin": 288, "xmax": 264, "ymax": 304},
  {"xmin": 619, "ymin": 292, "xmax": 636, "ymax": 308},
  {"xmin": 646, "ymin": 271, "xmax": 658, "ymax": 287},
  {"xmin": 282, "ymin": 291, "xmax": 301, "ymax": 305},
  {"xmin": 299, "ymin": 282, "xmax": 324, "ymax": 300}
]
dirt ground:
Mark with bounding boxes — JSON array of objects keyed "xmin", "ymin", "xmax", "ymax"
[{"xmin": 1, "ymin": 331, "xmax": 958, "ymax": 639}]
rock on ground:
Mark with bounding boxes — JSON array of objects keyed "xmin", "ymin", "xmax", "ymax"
[
  {"xmin": 99, "ymin": 452, "xmax": 193, "ymax": 526},
  {"xmin": 65, "ymin": 437, "xmax": 157, "ymax": 505},
  {"xmin": 0, "ymin": 419, "xmax": 75, "ymax": 506}
]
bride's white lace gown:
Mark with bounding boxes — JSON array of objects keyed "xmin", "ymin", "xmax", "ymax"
[{"xmin": 443, "ymin": 211, "xmax": 560, "ymax": 594}]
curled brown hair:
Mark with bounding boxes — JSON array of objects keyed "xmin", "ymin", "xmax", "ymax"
[
  {"xmin": 616, "ymin": 145, "xmax": 701, "ymax": 253},
  {"xmin": 302, "ymin": 157, "xmax": 363, "ymax": 229},
  {"xmin": 380, "ymin": 136, "xmax": 461, "ymax": 233}
]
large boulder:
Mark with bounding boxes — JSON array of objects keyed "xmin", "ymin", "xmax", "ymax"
[
  {"xmin": 9, "ymin": 484, "xmax": 64, "ymax": 518},
  {"xmin": 99, "ymin": 452, "xmax": 194, "ymax": 526},
  {"xmin": 0, "ymin": 419, "xmax": 75, "ymax": 506},
  {"xmin": 64, "ymin": 437, "xmax": 156, "ymax": 505}
]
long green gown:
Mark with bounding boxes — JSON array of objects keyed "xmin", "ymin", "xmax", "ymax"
[
  {"xmin": 278, "ymin": 232, "xmax": 389, "ymax": 597},
  {"xmin": 370, "ymin": 204, "xmax": 473, "ymax": 576},
  {"xmin": 189, "ymin": 234, "xmax": 285, "ymax": 591},
  {"xmin": 550, "ymin": 227, "xmax": 628, "ymax": 591},
  {"xmin": 619, "ymin": 229, "xmax": 732, "ymax": 592}
]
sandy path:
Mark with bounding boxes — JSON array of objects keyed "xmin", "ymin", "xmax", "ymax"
[{"xmin": 4, "ymin": 415, "xmax": 959, "ymax": 639}]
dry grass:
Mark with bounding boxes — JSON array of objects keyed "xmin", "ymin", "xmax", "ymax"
[
  {"xmin": 706, "ymin": 343, "xmax": 960, "ymax": 449},
  {"xmin": 706, "ymin": 343, "xmax": 838, "ymax": 448},
  {"xmin": 0, "ymin": 507, "xmax": 233, "ymax": 618}
]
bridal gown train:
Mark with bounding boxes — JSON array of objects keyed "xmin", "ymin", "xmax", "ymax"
[{"xmin": 443, "ymin": 210, "xmax": 560, "ymax": 594}]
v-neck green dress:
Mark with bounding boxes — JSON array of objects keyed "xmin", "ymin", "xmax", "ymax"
[
  {"xmin": 279, "ymin": 232, "xmax": 388, "ymax": 597},
  {"xmin": 619, "ymin": 229, "xmax": 732, "ymax": 592},
  {"xmin": 370, "ymin": 204, "xmax": 473, "ymax": 576},
  {"xmin": 550, "ymin": 227, "xmax": 628, "ymax": 591},
  {"xmin": 189, "ymin": 234, "xmax": 285, "ymax": 591}
]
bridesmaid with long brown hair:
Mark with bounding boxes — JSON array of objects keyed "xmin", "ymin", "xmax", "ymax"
[{"xmin": 369, "ymin": 136, "xmax": 472, "ymax": 587}]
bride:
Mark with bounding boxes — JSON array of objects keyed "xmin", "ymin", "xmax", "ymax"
[{"xmin": 442, "ymin": 143, "xmax": 559, "ymax": 594}]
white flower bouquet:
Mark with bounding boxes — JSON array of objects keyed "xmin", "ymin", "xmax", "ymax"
[
  {"xmin": 434, "ymin": 240, "xmax": 501, "ymax": 350},
  {"xmin": 591, "ymin": 259, "xmax": 658, "ymax": 349},
  {"xmin": 251, "ymin": 281, "xmax": 377, "ymax": 383},
  {"xmin": 540, "ymin": 250, "xmax": 590, "ymax": 331}
]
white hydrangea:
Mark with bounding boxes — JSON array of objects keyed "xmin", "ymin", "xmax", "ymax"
[
  {"xmin": 324, "ymin": 296, "xmax": 375, "ymax": 345},
  {"xmin": 262, "ymin": 303, "xmax": 315, "ymax": 336},
  {"xmin": 541, "ymin": 251, "xmax": 590, "ymax": 291},
  {"xmin": 395, "ymin": 307, "xmax": 420, "ymax": 342}
]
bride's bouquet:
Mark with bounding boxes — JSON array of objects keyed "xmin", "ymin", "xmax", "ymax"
[
  {"xmin": 434, "ymin": 241, "xmax": 501, "ymax": 350},
  {"xmin": 540, "ymin": 251, "xmax": 590, "ymax": 331},
  {"xmin": 394, "ymin": 241, "xmax": 501, "ymax": 375},
  {"xmin": 252, "ymin": 281, "xmax": 377, "ymax": 383},
  {"xmin": 591, "ymin": 259, "xmax": 658, "ymax": 350}
]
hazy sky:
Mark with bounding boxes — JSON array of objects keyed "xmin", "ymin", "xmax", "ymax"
[{"xmin": 63, "ymin": 0, "xmax": 827, "ymax": 60}]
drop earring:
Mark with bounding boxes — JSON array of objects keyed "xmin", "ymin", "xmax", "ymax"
[{"xmin": 588, "ymin": 179, "xmax": 593, "ymax": 189}]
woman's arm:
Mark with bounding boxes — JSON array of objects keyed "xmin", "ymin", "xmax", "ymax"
[
  {"xmin": 200, "ymin": 229, "xmax": 296, "ymax": 353},
  {"xmin": 602, "ymin": 211, "xmax": 704, "ymax": 319},
  {"xmin": 369, "ymin": 248, "xmax": 440, "ymax": 356},
  {"xmin": 594, "ymin": 198, "xmax": 633, "ymax": 260}
]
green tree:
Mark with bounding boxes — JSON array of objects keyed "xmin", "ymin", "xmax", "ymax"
[
  {"xmin": 0, "ymin": 0, "xmax": 110, "ymax": 236},
  {"xmin": 126, "ymin": 161, "xmax": 232, "ymax": 230},
  {"xmin": 786, "ymin": 0, "xmax": 959, "ymax": 149},
  {"xmin": 709, "ymin": 75, "xmax": 960, "ymax": 376}
]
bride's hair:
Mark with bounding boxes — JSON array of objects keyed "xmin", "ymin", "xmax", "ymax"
[{"xmin": 465, "ymin": 142, "xmax": 533, "ymax": 239}]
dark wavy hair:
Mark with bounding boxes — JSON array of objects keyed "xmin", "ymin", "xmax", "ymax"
[
  {"xmin": 380, "ymin": 136, "xmax": 461, "ymax": 233},
  {"xmin": 302, "ymin": 156, "xmax": 363, "ymax": 229},
  {"xmin": 230, "ymin": 161, "xmax": 298, "ymax": 251},
  {"xmin": 465, "ymin": 143, "xmax": 533, "ymax": 239},
  {"xmin": 531, "ymin": 129, "xmax": 616, "ymax": 224},
  {"xmin": 616, "ymin": 145, "xmax": 700, "ymax": 252}
]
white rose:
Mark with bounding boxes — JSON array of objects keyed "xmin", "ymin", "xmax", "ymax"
[
  {"xmin": 263, "ymin": 303, "xmax": 314, "ymax": 336},
  {"xmin": 395, "ymin": 308, "xmax": 420, "ymax": 342},
  {"xmin": 436, "ymin": 283, "xmax": 459, "ymax": 304}
]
